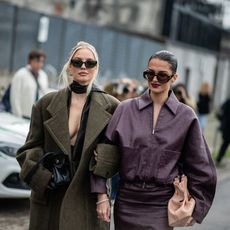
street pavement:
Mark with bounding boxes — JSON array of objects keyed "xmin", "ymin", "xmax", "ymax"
[
  {"xmin": 0, "ymin": 199, "xmax": 29, "ymax": 230},
  {"xmin": 179, "ymin": 179, "xmax": 230, "ymax": 230}
]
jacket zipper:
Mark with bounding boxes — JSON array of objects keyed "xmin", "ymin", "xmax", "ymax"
[{"xmin": 152, "ymin": 106, "xmax": 162, "ymax": 135}]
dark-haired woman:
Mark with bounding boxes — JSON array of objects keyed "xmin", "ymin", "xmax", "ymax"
[
  {"xmin": 92, "ymin": 50, "xmax": 216, "ymax": 229},
  {"xmin": 173, "ymin": 83, "xmax": 197, "ymax": 111},
  {"xmin": 16, "ymin": 41, "xmax": 119, "ymax": 230}
]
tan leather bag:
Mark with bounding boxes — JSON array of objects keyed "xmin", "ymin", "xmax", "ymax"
[{"xmin": 168, "ymin": 175, "xmax": 196, "ymax": 227}]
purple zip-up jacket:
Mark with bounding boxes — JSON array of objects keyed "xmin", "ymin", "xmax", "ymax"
[{"xmin": 91, "ymin": 90, "xmax": 216, "ymax": 224}]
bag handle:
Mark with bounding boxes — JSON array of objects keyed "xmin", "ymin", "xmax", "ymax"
[{"xmin": 24, "ymin": 152, "xmax": 56, "ymax": 184}]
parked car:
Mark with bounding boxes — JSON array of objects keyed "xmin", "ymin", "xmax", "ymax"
[{"xmin": 0, "ymin": 112, "xmax": 30, "ymax": 198}]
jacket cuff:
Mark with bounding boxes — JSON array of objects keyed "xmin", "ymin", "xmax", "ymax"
[
  {"xmin": 90, "ymin": 173, "xmax": 107, "ymax": 194},
  {"xmin": 192, "ymin": 198, "xmax": 205, "ymax": 224}
]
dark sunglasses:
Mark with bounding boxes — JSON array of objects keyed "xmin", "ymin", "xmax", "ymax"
[
  {"xmin": 70, "ymin": 59, "xmax": 97, "ymax": 68},
  {"xmin": 143, "ymin": 69, "xmax": 174, "ymax": 84}
]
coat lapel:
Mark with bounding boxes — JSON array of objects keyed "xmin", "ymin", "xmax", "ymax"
[
  {"xmin": 82, "ymin": 92, "xmax": 112, "ymax": 155},
  {"xmin": 43, "ymin": 90, "xmax": 112, "ymax": 159},
  {"xmin": 44, "ymin": 89, "xmax": 71, "ymax": 156}
]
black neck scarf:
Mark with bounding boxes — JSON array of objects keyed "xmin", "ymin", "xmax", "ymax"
[
  {"xmin": 67, "ymin": 84, "xmax": 105, "ymax": 171},
  {"xmin": 70, "ymin": 81, "xmax": 88, "ymax": 94}
]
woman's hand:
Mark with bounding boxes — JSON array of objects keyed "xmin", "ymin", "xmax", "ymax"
[{"xmin": 96, "ymin": 193, "xmax": 110, "ymax": 223}]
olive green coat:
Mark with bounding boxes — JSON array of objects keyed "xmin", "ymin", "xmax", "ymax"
[{"xmin": 16, "ymin": 88, "xmax": 119, "ymax": 230}]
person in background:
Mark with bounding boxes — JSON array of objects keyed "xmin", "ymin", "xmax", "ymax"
[
  {"xmin": 216, "ymin": 98, "xmax": 230, "ymax": 165},
  {"xmin": 173, "ymin": 83, "xmax": 197, "ymax": 111},
  {"xmin": 1, "ymin": 84, "xmax": 12, "ymax": 112},
  {"xmin": 92, "ymin": 50, "xmax": 216, "ymax": 229},
  {"xmin": 16, "ymin": 41, "xmax": 119, "ymax": 230},
  {"xmin": 104, "ymin": 79, "xmax": 139, "ymax": 101},
  {"xmin": 117, "ymin": 78, "xmax": 139, "ymax": 100},
  {"xmin": 197, "ymin": 82, "xmax": 212, "ymax": 131},
  {"xmin": 104, "ymin": 82, "xmax": 119, "ymax": 99},
  {"xmin": 10, "ymin": 50, "xmax": 49, "ymax": 119}
]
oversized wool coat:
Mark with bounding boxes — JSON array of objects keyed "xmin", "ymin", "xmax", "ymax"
[{"xmin": 16, "ymin": 88, "xmax": 119, "ymax": 230}]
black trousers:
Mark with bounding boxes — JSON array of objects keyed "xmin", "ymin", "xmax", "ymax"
[{"xmin": 216, "ymin": 138, "xmax": 230, "ymax": 163}]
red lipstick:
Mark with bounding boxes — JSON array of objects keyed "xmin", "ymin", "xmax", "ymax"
[{"xmin": 151, "ymin": 83, "xmax": 160, "ymax": 88}]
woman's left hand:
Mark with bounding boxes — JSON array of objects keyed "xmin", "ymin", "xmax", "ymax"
[{"xmin": 96, "ymin": 194, "xmax": 110, "ymax": 223}]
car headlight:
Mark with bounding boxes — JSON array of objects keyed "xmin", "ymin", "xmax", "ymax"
[{"xmin": 0, "ymin": 142, "xmax": 19, "ymax": 157}]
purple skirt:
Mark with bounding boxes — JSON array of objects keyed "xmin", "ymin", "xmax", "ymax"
[{"xmin": 114, "ymin": 182, "xmax": 174, "ymax": 230}]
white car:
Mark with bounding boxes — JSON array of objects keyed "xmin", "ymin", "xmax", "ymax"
[{"xmin": 0, "ymin": 112, "xmax": 31, "ymax": 198}]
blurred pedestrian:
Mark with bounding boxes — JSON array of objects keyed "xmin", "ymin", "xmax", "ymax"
[
  {"xmin": 104, "ymin": 79, "xmax": 139, "ymax": 101},
  {"xmin": 104, "ymin": 82, "xmax": 119, "ymax": 98},
  {"xmin": 173, "ymin": 83, "xmax": 197, "ymax": 111},
  {"xmin": 197, "ymin": 82, "xmax": 212, "ymax": 131},
  {"xmin": 216, "ymin": 98, "xmax": 230, "ymax": 165},
  {"xmin": 1, "ymin": 84, "xmax": 11, "ymax": 112},
  {"xmin": 92, "ymin": 50, "xmax": 216, "ymax": 229},
  {"xmin": 16, "ymin": 41, "xmax": 119, "ymax": 230},
  {"xmin": 10, "ymin": 50, "xmax": 49, "ymax": 119},
  {"xmin": 117, "ymin": 78, "xmax": 139, "ymax": 100}
]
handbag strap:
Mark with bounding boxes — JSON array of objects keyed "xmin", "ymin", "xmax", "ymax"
[{"xmin": 24, "ymin": 152, "xmax": 55, "ymax": 184}]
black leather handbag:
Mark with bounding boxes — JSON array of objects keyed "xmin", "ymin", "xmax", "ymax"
[{"xmin": 25, "ymin": 152, "xmax": 71, "ymax": 189}]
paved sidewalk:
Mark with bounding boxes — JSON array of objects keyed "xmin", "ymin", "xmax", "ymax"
[
  {"xmin": 203, "ymin": 113, "xmax": 230, "ymax": 182},
  {"xmin": 216, "ymin": 158, "xmax": 230, "ymax": 182},
  {"xmin": 203, "ymin": 113, "xmax": 221, "ymax": 153}
]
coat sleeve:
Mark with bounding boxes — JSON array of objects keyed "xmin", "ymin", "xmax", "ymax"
[
  {"xmin": 90, "ymin": 97, "xmax": 121, "ymax": 193},
  {"xmin": 90, "ymin": 104, "xmax": 123, "ymax": 179},
  {"xmin": 182, "ymin": 118, "xmax": 217, "ymax": 224},
  {"xmin": 38, "ymin": 70, "xmax": 49, "ymax": 96},
  {"xmin": 16, "ymin": 102, "xmax": 52, "ymax": 195},
  {"xmin": 90, "ymin": 143, "xmax": 120, "ymax": 178}
]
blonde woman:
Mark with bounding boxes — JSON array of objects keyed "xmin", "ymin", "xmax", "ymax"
[{"xmin": 16, "ymin": 41, "xmax": 119, "ymax": 230}]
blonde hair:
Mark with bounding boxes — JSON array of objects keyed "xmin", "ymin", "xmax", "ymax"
[
  {"xmin": 59, "ymin": 41, "xmax": 99, "ymax": 95},
  {"xmin": 199, "ymin": 81, "xmax": 212, "ymax": 95}
]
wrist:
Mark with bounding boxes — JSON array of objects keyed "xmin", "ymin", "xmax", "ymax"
[
  {"xmin": 97, "ymin": 193, "xmax": 108, "ymax": 201},
  {"xmin": 96, "ymin": 198, "xmax": 110, "ymax": 205}
]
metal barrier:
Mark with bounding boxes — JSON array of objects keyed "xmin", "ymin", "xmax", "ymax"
[{"xmin": 0, "ymin": 1, "xmax": 163, "ymax": 81}]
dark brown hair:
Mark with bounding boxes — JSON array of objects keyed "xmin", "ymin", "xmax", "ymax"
[
  {"xmin": 28, "ymin": 50, "xmax": 46, "ymax": 63},
  {"xmin": 148, "ymin": 50, "xmax": 178, "ymax": 74}
]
